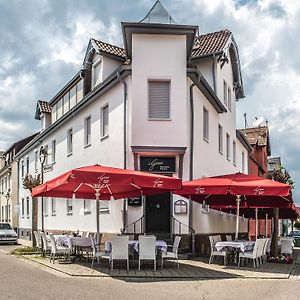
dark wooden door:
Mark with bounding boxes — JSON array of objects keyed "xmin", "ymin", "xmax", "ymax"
[{"xmin": 145, "ymin": 192, "xmax": 170, "ymax": 233}]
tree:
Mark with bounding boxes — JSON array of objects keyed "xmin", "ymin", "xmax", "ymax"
[
  {"xmin": 266, "ymin": 165, "xmax": 294, "ymax": 257},
  {"xmin": 23, "ymin": 174, "xmax": 41, "ymax": 248},
  {"xmin": 294, "ymin": 220, "xmax": 300, "ymax": 230}
]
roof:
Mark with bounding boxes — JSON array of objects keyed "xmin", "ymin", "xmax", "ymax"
[
  {"xmin": 192, "ymin": 29, "xmax": 231, "ymax": 58},
  {"xmin": 239, "ymin": 126, "xmax": 271, "ymax": 155},
  {"xmin": 35, "ymin": 100, "xmax": 51, "ymax": 120},
  {"xmin": 91, "ymin": 39, "xmax": 126, "ymax": 59}
]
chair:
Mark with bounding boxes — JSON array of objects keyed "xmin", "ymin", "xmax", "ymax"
[
  {"xmin": 40, "ymin": 232, "xmax": 51, "ymax": 256},
  {"xmin": 281, "ymin": 238, "xmax": 294, "ymax": 255},
  {"xmin": 226, "ymin": 235, "xmax": 232, "ymax": 241},
  {"xmin": 257, "ymin": 238, "xmax": 265, "ymax": 265},
  {"xmin": 208, "ymin": 235, "xmax": 227, "ymax": 266},
  {"xmin": 110, "ymin": 235, "xmax": 129, "ymax": 270},
  {"xmin": 90, "ymin": 236, "xmax": 109, "ymax": 268},
  {"xmin": 262, "ymin": 238, "xmax": 270, "ymax": 263},
  {"xmin": 238, "ymin": 239, "xmax": 259, "ymax": 268},
  {"xmin": 138, "ymin": 235, "xmax": 156, "ymax": 271},
  {"xmin": 33, "ymin": 231, "xmax": 42, "ymax": 254},
  {"xmin": 49, "ymin": 234, "xmax": 71, "ymax": 264},
  {"xmin": 161, "ymin": 236, "xmax": 181, "ymax": 268}
]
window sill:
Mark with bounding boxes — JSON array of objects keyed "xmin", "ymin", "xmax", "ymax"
[
  {"xmin": 101, "ymin": 135, "xmax": 109, "ymax": 142},
  {"xmin": 67, "ymin": 212, "xmax": 73, "ymax": 216},
  {"xmin": 233, "ymin": 162, "xmax": 236, "ymax": 166},
  {"xmin": 203, "ymin": 138, "xmax": 209, "ymax": 143},
  {"xmin": 227, "ymin": 158, "xmax": 231, "ymax": 162},
  {"xmin": 219, "ymin": 150, "xmax": 223, "ymax": 155},
  {"xmin": 84, "ymin": 210, "xmax": 91, "ymax": 215},
  {"xmin": 52, "ymin": 213, "xmax": 56, "ymax": 216},
  {"xmin": 148, "ymin": 118, "xmax": 171, "ymax": 121},
  {"xmin": 67, "ymin": 152, "xmax": 73, "ymax": 157},
  {"xmin": 84, "ymin": 143, "xmax": 91, "ymax": 149},
  {"xmin": 99, "ymin": 209, "xmax": 109, "ymax": 214}
]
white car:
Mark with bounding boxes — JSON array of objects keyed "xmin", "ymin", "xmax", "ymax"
[{"xmin": 0, "ymin": 223, "xmax": 18, "ymax": 245}]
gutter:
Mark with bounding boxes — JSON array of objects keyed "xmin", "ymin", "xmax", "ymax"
[
  {"xmin": 236, "ymin": 130, "xmax": 252, "ymax": 152},
  {"xmin": 187, "ymin": 68, "xmax": 226, "ymax": 113},
  {"xmin": 15, "ymin": 66, "xmax": 132, "ymax": 159}
]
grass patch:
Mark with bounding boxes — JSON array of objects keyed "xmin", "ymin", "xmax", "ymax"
[{"xmin": 11, "ymin": 246, "xmax": 37, "ymax": 256}]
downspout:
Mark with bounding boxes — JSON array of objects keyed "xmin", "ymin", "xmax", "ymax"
[{"xmin": 117, "ymin": 72, "xmax": 128, "ymax": 230}]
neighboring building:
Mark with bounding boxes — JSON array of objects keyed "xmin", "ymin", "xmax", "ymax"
[
  {"xmin": 0, "ymin": 134, "xmax": 37, "ymax": 228},
  {"xmin": 268, "ymin": 156, "xmax": 281, "ymax": 172},
  {"xmin": 15, "ymin": 1, "xmax": 250, "ymax": 249},
  {"xmin": 239, "ymin": 126, "xmax": 270, "ymax": 177}
]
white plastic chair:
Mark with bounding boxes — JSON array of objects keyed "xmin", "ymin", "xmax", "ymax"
[
  {"xmin": 161, "ymin": 236, "xmax": 181, "ymax": 268},
  {"xmin": 49, "ymin": 234, "xmax": 70, "ymax": 264},
  {"xmin": 110, "ymin": 235, "xmax": 129, "ymax": 270},
  {"xmin": 238, "ymin": 239, "xmax": 259, "ymax": 268},
  {"xmin": 226, "ymin": 235, "xmax": 232, "ymax": 241},
  {"xmin": 40, "ymin": 232, "xmax": 51, "ymax": 256},
  {"xmin": 281, "ymin": 238, "xmax": 294, "ymax": 255},
  {"xmin": 90, "ymin": 236, "xmax": 109, "ymax": 268},
  {"xmin": 262, "ymin": 238, "xmax": 269, "ymax": 263},
  {"xmin": 33, "ymin": 231, "xmax": 42, "ymax": 253},
  {"xmin": 257, "ymin": 238, "xmax": 266, "ymax": 265},
  {"xmin": 138, "ymin": 235, "xmax": 156, "ymax": 271},
  {"xmin": 208, "ymin": 235, "xmax": 227, "ymax": 266}
]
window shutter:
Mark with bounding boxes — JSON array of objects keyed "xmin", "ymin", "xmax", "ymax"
[{"xmin": 148, "ymin": 81, "xmax": 170, "ymax": 119}]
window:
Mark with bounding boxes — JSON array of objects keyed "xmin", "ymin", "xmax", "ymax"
[
  {"xmin": 57, "ymin": 99, "xmax": 63, "ymax": 119},
  {"xmin": 242, "ymin": 152, "xmax": 245, "ymax": 173},
  {"xmin": 8, "ymin": 204, "xmax": 10, "ymax": 222},
  {"xmin": 84, "ymin": 116, "xmax": 91, "ymax": 146},
  {"xmin": 218, "ymin": 124, "xmax": 223, "ymax": 154},
  {"xmin": 83, "ymin": 199, "xmax": 91, "ymax": 214},
  {"xmin": 8, "ymin": 173, "xmax": 10, "ymax": 189},
  {"xmin": 51, "ymin": 198, "xmax": 56, "ymax": 216},
  {"xmin": 26, "ymin": 196, "xmax": 29, "ymax": 218},
  {"xmin": 100, "ymin": 200, "xmax": 109, "ymax": 213},
  {"xmin": 1, "ymin": 206, "xmax": 3, "ymax": 222},
  {"xmin": 203, "ymin": 107, "xmax": 209, "ymax": 141},
  {"xmin": 43, "ymin": 197, "xmax": 48, "ymax": 217},
  {"xmin": 21, "ymin": 160, "xmax": 24, "ymax": 177},
  {"xmin": 233, "ymin": 141, "xmax": 236, "ymax": 165},
  {"xmin": 26, "ymin": 157, "xmax": 29, "ymax": 175},
  {"xmin": 93, "ymin": 59, "xmax": 102, "ymax": 88},
  {"xmin": 228, "ymin": 87, "xmax": 232, "ymax": 111},
  {"xmin": 67, "ymin": 128, "xmax": 73, "ymax": 155},
  {"xmin": 226, "ymin": 133, "xmax": 230, "ymax": 160},
  {"xmin": 51, "ymin": 140, "xmax": 56, "ymax": 163},
  {"xmin": 63, "ymin": 93, "xmax": 70, "ymax": 114},
  {"xmin": 21, "ymin": 198, "xmax": 24, "ymax": 218},
  {"xmin": 77, "ymin": 80, "xmax": 83, "ymax": 102},
  {"xmin": 101, "ymin": 105, "xmax": 109, "ymax": 138},
  {"xmin": 1, "ymin": 179, "xmax": 3, "ymax": 193},
  {"xmin": 52, "ymin": 103, "xmax": 57, "ymax": 123},
  {"xmin": 34, "ymin": 151, "xmax": 38, "ymax": 171},
  {"xmin": 69, "ymin": 86, "xmax": 76, "ymax": 109},
  {"xmin": 4, "ymin": 176, "xmax": 7, "ymax": 191},
  {"xmin": 148, "ymin": 80, "xmax": 170, "ymax": 119},
  {"xmin": 223, "ymin": 80, "xmax": 227, "ymax": 105},
  {"xmin": 44, "ymin": 145, "xmax": 49, "ymax": 166},
  {"xmin": 66, "ymin": 199, "xmax": 73, "ymax": 215}
]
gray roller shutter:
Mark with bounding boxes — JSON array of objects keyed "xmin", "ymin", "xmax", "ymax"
[{"xmin": 148, "ymin": 81, "xmax": 170, "ymax": 119}]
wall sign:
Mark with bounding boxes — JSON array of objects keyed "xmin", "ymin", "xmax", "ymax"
[
  {"xmin": 128, "ymin": 197, "xmax": 142, "ymax": 206},
  {"xmin": 140, "ymin": 157, "xmax": 176, "ymax": 173},
  {"xmin": 174, "ymin": 199, "xmax": 188, "ymax": 214}
]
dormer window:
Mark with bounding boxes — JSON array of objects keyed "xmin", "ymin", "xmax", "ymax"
[{"xmin": 92, "ymin": 57, "xmax": 102, "ymax": 88}]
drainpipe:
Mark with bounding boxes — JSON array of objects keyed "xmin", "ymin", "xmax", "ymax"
[
  {"xmin": 117, "ymin": 72, "xmax": 128, "ymax": 230},
  {"xmin": 212, "ymin": 53, "xmax": 216, "ymax": 92},
  {"xmin": 189, "ymin": 82, "xmax": 196, "ymax": 253}
]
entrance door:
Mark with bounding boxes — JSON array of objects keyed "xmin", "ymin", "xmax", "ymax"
[{"xmin": 145, "ymin": 192, "xmax": 170, "ymax": 234}]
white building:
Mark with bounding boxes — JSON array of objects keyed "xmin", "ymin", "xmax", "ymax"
[{"xmin": 16, "ymin": 1, "xmax": 250, "ymax": 251}]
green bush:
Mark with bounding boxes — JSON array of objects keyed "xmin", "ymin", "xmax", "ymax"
[
  {"xmin": 294, "ymin": 221, "xmax": 300, "ymax": 230},
  {"xmin": 11, "ymin": 246, "xmax": 36, "ymax": 255}
]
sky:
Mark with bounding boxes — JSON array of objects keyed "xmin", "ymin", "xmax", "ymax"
[{"xmin": 0, "ymin": 0, "xmax": 299, "ymax": 202}]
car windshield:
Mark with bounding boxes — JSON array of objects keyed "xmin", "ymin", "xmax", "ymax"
[
  {"xmin": 0, "ymin": 223, "xmax": 12, "ymax": 230},
  {"xmin": 293, "ymin": 231, "xmax": 300, "ymax": 236}
]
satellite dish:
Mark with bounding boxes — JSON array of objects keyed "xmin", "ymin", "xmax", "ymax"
[{"xmin": 253, "ymin": 116, "xmax": 264, "ymax": 127}]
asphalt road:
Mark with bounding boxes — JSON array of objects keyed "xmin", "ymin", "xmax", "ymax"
[{"xmin": 1, "ymin": 245, "xmax": 300, "ymax": 300}]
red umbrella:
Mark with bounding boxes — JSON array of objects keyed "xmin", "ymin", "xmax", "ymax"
[
  {"xmin": 32, "ymin": 165, "xmax": 182, "ymax": 242},
  {"xmin": 175, "ymin": 173, "xmax": 293, "ymax": 240}
]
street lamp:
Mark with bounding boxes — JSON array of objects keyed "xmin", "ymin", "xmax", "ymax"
[{"xmin": 39, "ymin": 146, "xmax": 48, "ymax": 232}]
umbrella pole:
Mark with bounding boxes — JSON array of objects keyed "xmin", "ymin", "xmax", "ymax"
[
  {"xmin": 95, "ymin": 189, "xmax": 101, "ymax": 251},
  {"xmin": 255, "ymin": 208, "xmax": 258, "ymax": 240},
  {"xmin": 265, "ymin": 213, "xmax": 268, "ymax": 237},
  {"xmin": 235, "ymin": 195, "xmax": 241, "ymax": 241}
]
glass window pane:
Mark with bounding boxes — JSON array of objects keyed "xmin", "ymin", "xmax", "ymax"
[
  {"xmin": 63, "ymin": 93, "xmax": 70, "ymax": 114},
  {"xmin": 70, "ymin": 86, "xmax": 76, "ymax": 109},
  {"xmin": 102, "ymin": 105, "xmax": 109, "ymax": 137},
  {"xmin": 77, "ymin": 80, "xmax": 83, "ymax": 102}
]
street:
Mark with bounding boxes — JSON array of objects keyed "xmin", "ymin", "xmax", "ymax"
[{"xmin": 0, "ymin": 245, "xmax": 300, "ymax": 300}]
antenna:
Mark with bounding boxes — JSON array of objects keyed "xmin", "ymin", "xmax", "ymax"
[{"xmin": 243, "ymin": 113, "xmax": 248, "ymax": 129}]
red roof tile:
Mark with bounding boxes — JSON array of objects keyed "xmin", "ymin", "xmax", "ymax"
[
  {"xmin": 91, "ymin": 39, "xmax": 126, "ymax": 59},
  {"xmin": 38, "ymin": 100, "xmax": 51, "ymax": 114}
]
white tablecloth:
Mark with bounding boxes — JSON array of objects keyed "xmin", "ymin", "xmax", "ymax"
[
  {"xmin": 55, "ymin": 236, "xmax": 92, "ymax": 248},
  {"xmin": 215, "ymin": 241, "xmax": 255, "ymax": 253},
  {"xmin": 105, "ymin": 240, "xmax": 167, "ymax": 254}
]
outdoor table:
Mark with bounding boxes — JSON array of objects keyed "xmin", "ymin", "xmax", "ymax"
[
  {"xmin": 105, "ymin": 239, "xmax": 167, "ymax": 254},
  {"xmin": 215, "ymin": 240, "xmax": 255, "ymax": 264}
]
